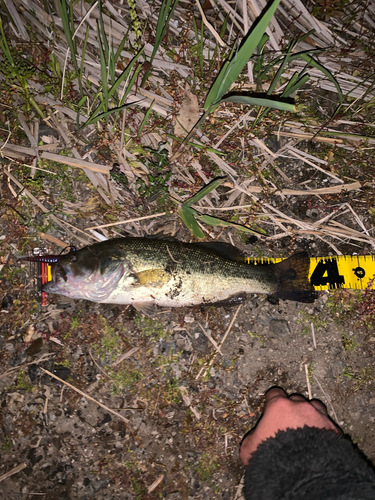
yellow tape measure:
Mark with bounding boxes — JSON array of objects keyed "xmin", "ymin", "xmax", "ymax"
[{"xmin": 246, "ymin": 255, "xmax": 375, "ymax": 291}]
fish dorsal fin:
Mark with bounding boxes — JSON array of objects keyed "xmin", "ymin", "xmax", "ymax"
[
  {"xmin": 195, "ymin": 241, "xmax": 245, "ymax": 262},
  {"xmin": 274, "ymin": 251, "xmax": 318, "ymax": 303},
  {"xmin": 132, "ymin": 301, "xmax": 158, "ymax": 317},
  {"xmin": 145, "ymin": 233, "xmax": 178, "ymax": 242}
]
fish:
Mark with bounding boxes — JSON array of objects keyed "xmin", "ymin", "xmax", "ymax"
[{"xmin": 24, "ymin": 237, "xmax": 317, "ymax": 316}]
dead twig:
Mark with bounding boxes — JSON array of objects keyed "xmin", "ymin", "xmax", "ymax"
[
  {"xmin": 311, "ymin": 323, "xmax": 317, "ymax": 349},
  {"xmin": 314, "ymin": 375, "xmax": 340, "ymax": 423},
  {"xmin": 147, "ymin": 474, "xmax": 165, "ymax": 494},
  {"xmin": 305, "ymin": 364, "xmax": 312, "ymax": 400},
  {"xmin": 0, "ymin": 463, "xmax": 27, "ymax": 483},
  {"xmin": 39, "ymin": 367, "xmax": 130, "ymax": 424},
  {"xmin": 86, "ymin": 212, "xmax": 166, "ymax": 230},
  {"xmin": 179, "ymin": 386, "xmax": 201, "ymax": 419},
  {"xmin": 0, "ymin": 353, "xmax": 56, "ymax": 378},
  {"xmin": 196, "ymin": 304, "xmax": 242, "ymax": 379},
  {"xmin": 198, "ymin": 323, "xmax": 223, "ymax": 355},
  {"xmin": 113, "ymin": 347, "xmax": 140, "ymax": 366}
]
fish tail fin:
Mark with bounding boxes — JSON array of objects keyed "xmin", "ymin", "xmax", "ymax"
[{"xmin": 273, "ymin": 251, "xmax": 318, "ymax": 303}]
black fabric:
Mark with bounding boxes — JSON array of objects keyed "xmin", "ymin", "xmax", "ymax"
[{"xmin": 244, "ymin": 426, "xmax": 375, "ymax": 500}]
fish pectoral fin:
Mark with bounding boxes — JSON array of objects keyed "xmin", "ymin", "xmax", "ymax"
[
  {"xmin": 132, "ymin": 301, "xmax": 158, "ymax": 317},
  {"xmin": 274, "ymin": 251, "xmax": 318, "ymax": 303},
  {"xmin": 133, "ymin": 269, "xmax": 170, "ymax": 288}
]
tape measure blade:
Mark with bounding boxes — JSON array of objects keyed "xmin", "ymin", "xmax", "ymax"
[
  {"xmin": 246, "ymin": 255, "xmax": 375, "ymax": 291},
  {"xmin": 309, "ymin": 255, "xmax": 375, "ymax": 291}
]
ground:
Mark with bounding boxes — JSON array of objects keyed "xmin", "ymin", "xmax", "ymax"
[
  {"xmin": 1, "ymin": 0, "xmax": 375, "ymax": 499},
  {"xmin": 1, "ymin": 280, "xmax": 375, "ymax": 499}
]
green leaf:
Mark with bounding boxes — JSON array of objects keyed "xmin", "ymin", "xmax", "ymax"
[
  {"xmin": 0, "ymin": 15, "xmax": 14, "ymax": 65},
  {"xmin": 77, "ymin": 95, "xmax": 87, "ymax": 108},
  {"xmin": 291, "ymin": 52, "xmax": 343, "ymax": 104},
  {"xmin": 79, "ymin": 25, "xmax": 90, "ymax": 83},
  {"xmin": 204, "ymin": 59, "xmax": 231, "ymax": 111},
  {"xmin": 257, "ymin": 33, "xmax": 269, "ymax": 54},
  {"xmin": 199, "ymin": 214, "xmax": 232, "ymax": 227},
  {"xmin": 282, "ymin": 74, "xmax": 310, "ymax": 97},
  {"xmin": 204, "ymin": 0, "xmax": 281, "ymax": 110},
  {"xmin": 167, "ymin": 134, "xmax": 224, "ymax": 155},
  {"xmin": 81, "ymin": 101, "xmax": 143, "ymax": 127},
  {"xmin": 219, "ymin": 94, "xmax": 295, "ymax": 112},
  {"xmin": 266, "ymin": 31, "xmax": 314, "ymax": 96},
  {"xmin": 178, "ymin": 205, "xmax": 205, "ymax": 239},
  {"xmin": 97, "ymin": 23, "xmax": 109, "ymax": 110},
  {"xmin": 57, "ymin": 0, "xmax": 83, "ymax": 95},
  {"xmin": 118, "ymin": 63, "xmax": 143, "ymax": 106},
  {"xmin": 79, "ymin": 47, "xmax": 145, "ymax": 128},
  {"xmin": 197, "ymin": 214, "xmax": 263, "ymax": 235},
  {"xmin": 184, "ymin": 178, "xmax": 226, "ymax": 207},
  {"xmin": 151, "ymin": 0, "xmax": 179, "ymax": 63},
  {"xmin": 137, "ymin": 100, "xmax": 155, "ymax": 137}
]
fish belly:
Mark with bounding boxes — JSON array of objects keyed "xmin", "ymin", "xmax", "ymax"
[{"xmin": 101, "ymin": 270, "xmax": 274, "ymax": 307}]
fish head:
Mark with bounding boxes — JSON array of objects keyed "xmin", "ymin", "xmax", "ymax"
[{"xmin": 42, "ymin": 247, "xmax": 124, "ymax": 302}]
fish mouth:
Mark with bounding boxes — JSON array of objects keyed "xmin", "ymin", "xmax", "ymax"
[{"xmin": 42, "ymin": 262, "xmax": 68, "ymax": 292}]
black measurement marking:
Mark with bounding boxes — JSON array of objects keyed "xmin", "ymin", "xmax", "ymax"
[
  {"xmin": 310, "ymin": 259, "xmax": 345, "ymax": 289},
  {"xmin": 353, "ymin": 267, "xmax": 365, "ymax": 279}
]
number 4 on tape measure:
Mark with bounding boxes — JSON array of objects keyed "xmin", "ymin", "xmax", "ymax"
[
  {"xmin": 308, "ymin": 255, "xmax": 375, "ymax": 291},
  {"xmin": 310, "ymin": 258, "xmax": 345, "ymax": 289}
]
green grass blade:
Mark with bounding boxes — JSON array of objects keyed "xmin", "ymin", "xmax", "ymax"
[
  {"xmin": 110, "ymin": 46, "xmax": 145, "ymax": 101},
  {"xmin": 291, "ymin": 52, "xmax": 343, "ymax": 104},
  {"xmin": 81, "ymin": 101, "xmax": 143, "ymax": 128},
  {"xmin": 257, "ymin": 33, "xmax": 269, "ymax": 53},
  {"xmin": 282, "ymin": 74, "xmax": 310, "ymax": 97},
  {"xmin": 263, "ymin": 34, "xmax": 311, "ymax": 96},
  {"xmin": 79, "ymin": 25, "xmax": 90, "ymax": 83},
  {"xmin": 178, "ymin": 205, "xmax": 205, "ymax": 239},
  {"xmin": 280, "ymin": 71, "xmax": 299, "ymax": 95},
  {"xmin": 198, "ymin": 214, "xmax": 261, "ymax": 235},
  {"xmin": 204, "ymin": 59, "xmax": 231, "ymax": 111},
  {"xmin": 118, "ymin": 64, "xmax": 143, "ymax": 106},
  {"xmin": 166, "ymin": 134, "xmax": 225, "ymax": 154},
  {"xmin": 28, "ymin": 96, "xmax": 45, "ymax": 119},
  {"xmin": 258, "ymin": 31, "xmax": 315, "ymax": 81},
  {"xmin": 266, "ymin": 41, "xmax": 295, "ymax": 96},
  {"xmin": 98, "ymin": 0, "xmax": 109, "ymax": 60},
  {"xmin": 113, "ymin": 31, "xmax": 129, "ymax": 64},
  {"xmin": 0, "ymin": 15, "xmax": 14, "ymax": 64},
  {"xmin": 151, "ymin": 0, "xmax": 179, "ymax": 64},
  {"xmin": 204, "ymin": 0, "xmax": 281, "ymax": 110},
  {"xmin": 137, "ymin": 100, "xmax": 155, "ymax": 137},
  {"xmin": 97, "ymin": 24, "xmax": 109, "ymax": 111},
  {"xmin": 57, "ymin": 0, "xmax": 82, "ymax": 95},
  {"xmin": 184, "ymin": 178, "xmax": 226, "ymax": 207},
  {"xmin": 85, "ymin": 87, "xmax": 106, "ymax": 120},
  {"xmin": 77, "ymin": 95, "xmax": 87, "ymax": 107},
  {"xmin": 219, "ymin": 94, "xmax": 295, "ymax": 112},
  {"xmin": 199, "ymin": 214, "xmax": 232, "ymax": 227}
]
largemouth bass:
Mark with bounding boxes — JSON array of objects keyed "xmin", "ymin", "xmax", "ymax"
[{"xmin": 31, "ymin": 238, "xmax": 317, "ymax": 315}]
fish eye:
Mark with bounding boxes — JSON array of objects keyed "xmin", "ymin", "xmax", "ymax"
[{"xmin": 71, "ymin": 255, "xmax": 78, "ymax": 262}]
